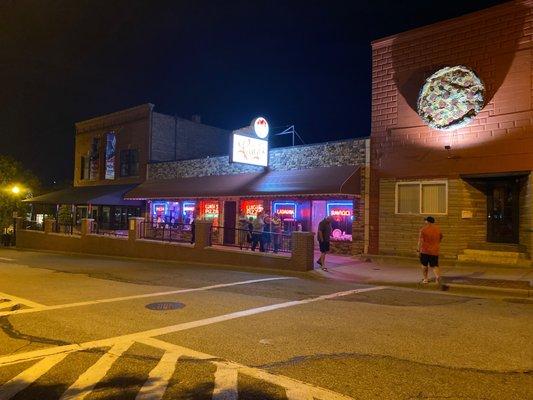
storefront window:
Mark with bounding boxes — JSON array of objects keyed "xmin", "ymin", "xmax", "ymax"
[
  {"xmin": 199, "ymin": 199, "xmax": 219, "ymax": 226},
  {"xmin": 326, "ymin": 201, "xmax": 353, "ymax": 240},
  {"xmin": 182, "ymin": 201, "xmax": 196, "ymax": 224},
  {"xmin": 151, "ymin": 201, "xmax": 182, "ymax": 224},
  {"xmin": 271, "ymin": 200, "xmax": 311, "ymax": 232}
]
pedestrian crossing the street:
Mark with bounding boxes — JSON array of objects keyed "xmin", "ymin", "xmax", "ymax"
[{"xmin": 0, "ymin": 338, "xmax": 354, "ymax": 400}]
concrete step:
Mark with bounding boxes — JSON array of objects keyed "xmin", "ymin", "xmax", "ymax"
[
  {"xmin": 467, "ymin": 242, "xmax": 527, "ymax": 253},
  {"xmin": 462, "ymin": 249, "xmax": 526, "ymax": 259},
  {"xmin": 457, "ymin": 254, "xmax": 531, "ymax": 267}
]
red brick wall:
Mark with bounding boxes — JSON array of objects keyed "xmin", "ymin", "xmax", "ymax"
[
  {"xmin": 74, "ymin": 104, "xmax": 152, "ymax": 187},
  {"xmin": 369, "ymin": 1, "xmax": 533, "ymax": 253}
]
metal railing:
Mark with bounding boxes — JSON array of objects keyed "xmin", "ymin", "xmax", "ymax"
[
  {"xmin": 211, "ymin": 226, "xmax": 292, "ymax": 254},
  {"xmin": 52, "ymin": 221, "xmax": 76, "ymax": 235},
  {"xmin": 90, "ymin": 222, "xmax": 128, "ymax": 237},
  {"xmin": 139, "ymin": 221, "xmax": 193, "ymax": 244},
  {"xmin": 23, "ymin": 220, "xmax": 44, "ymax": 232}
]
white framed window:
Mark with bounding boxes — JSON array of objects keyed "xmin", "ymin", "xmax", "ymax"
[{"xmin": 395, "ymin": 180, "xmax": 448, "ymax": 215}]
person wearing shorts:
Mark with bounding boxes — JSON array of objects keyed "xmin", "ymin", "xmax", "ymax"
[
  {"xmin": 417, "ymin": 216, "xmax": 443, "ymax": 285},
  {"xmin": 317, "ymin": 216, "xmax": 333, "ymax": 271}
]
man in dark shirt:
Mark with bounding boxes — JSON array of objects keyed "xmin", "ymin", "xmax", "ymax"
[{"xmin": 317, "ymin": 216, "xmax": 333, "ymax": 271}]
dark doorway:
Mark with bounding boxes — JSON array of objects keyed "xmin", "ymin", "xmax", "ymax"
[
  {"xmin": 487, "ymin": 180, "xmax": 519, "ymax": 243},
  {"xmin": 223, "ymin": 201, "xmax": 237, "ymax": 245}
]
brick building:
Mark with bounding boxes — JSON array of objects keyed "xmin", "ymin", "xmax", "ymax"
[
  {"xmin": 29, "ymin": 104, "xmax": 229, "ymax": 230},
  {"xmin": 370, "ymin": 1, "xmax": 532, "ymax": 264}
]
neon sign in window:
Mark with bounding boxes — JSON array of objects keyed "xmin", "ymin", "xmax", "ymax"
[
  {"xmin": 182, "ymin": 201, "xmax": 196, "ymax": 216},
  {"xmin": 152, "ymin": 202, "xmax": 167, "ymax": 216},
  {"xmin": 272, "ymin": 201, "xmax": 297, "ymax": 220},
  {"xmin": 327, "ymin": 202, "xmax": 353, "ymax": 220}
]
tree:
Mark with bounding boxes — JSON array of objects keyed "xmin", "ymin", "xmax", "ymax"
[{"xmin": 0, "ymin": 156, "xmax": 40, "ymax": 232}]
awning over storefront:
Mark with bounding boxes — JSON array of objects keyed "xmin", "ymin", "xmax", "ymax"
[
  {"xmin": 124, "ymin": 165, "xmax": 361, "ymax": 200},
  {"xmin": 24, "ymin": 184, "xmax": 143, "ymax": 206}
]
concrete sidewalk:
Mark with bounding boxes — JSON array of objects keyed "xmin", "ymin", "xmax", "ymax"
[{"xmin": 312, "ymin": 252, "xmax": 533, "ymax": 298}]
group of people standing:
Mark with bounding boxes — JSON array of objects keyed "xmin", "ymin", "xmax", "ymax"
[{"xmin": 238, "ymin": 211, "xmax": 283, "ymax": 253}]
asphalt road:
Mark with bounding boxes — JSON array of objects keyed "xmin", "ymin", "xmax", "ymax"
[{"xmin": 0, "ymin": 249, "xmax": 531, "ymax": 400}]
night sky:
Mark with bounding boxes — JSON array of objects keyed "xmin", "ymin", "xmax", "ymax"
[{"xmin": 1, "ymin": 0, "xmax": 505, "ymax": 185}]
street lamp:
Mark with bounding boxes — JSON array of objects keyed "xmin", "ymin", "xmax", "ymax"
[{"xmin": 11, "ymin": 185, "xmax": 21, "ymax": 195}]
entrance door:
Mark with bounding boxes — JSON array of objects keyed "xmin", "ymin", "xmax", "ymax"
[
  {"xmin": 223, "ymin": 201, "xmax": 237, "ymax": 245},
  {"xmin": 487, "ymin": 181, "xmax": 519, "ymax": 243}
]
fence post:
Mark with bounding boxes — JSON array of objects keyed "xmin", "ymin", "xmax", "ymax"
[
  {"xmin": 129, "ymin": 217, "xmax": 145, "ymax": 241},
  {"xmin": 80, "ymin": 218, "xmax": 94, "ymax": 236},
  {"xmin": 291, "ymin": 231, "xmax": 315, "ymax": 271},
  {"xmin": 44, "ymin": 218, "xmax": 55, "ymax": 234},
  {"xmin": 194, "ymin": 220, "xmax": 212, "ymax": 249}
]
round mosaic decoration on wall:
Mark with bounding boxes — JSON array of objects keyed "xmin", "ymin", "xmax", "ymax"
[{"xmin": 417, "ymin": 66, "xmax": 484, "ymax": 131}]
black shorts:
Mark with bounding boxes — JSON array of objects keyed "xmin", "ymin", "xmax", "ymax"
[
  {"xmin": 420, "ymin": 253, "xmax": 439, "ymax": 267},
  {"xmin": 319, "ymin": 241, "xmax": 330, "ymax": 253}
]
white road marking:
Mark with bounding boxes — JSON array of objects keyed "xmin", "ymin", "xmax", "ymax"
[
  {"xmin": 0, "ymin": 291, "xmax": 44, "ymax": 309},
  {"xmin": 141, "ymin": 338, "xmax": 354, "ymax": 400},
  {"xmin": 59, "ymin": 341, "xmax": 133, "ymax": 400},
  {"xmin": 212, "ymin": 362, "xmax": 238, "ymax": 400},
  {"xmin": 135, "ymin": 350, "xmax": 181, "ymax": 400},
  {"xmin": 0, "ymin": 277, "xmax": 294, "ymax": 317},
  {"xmin": 286, "ymin": 388, "xmax": 315, "ymax": 399},
  {"xmin": 0, "ymin": 286, "xmax": 386, "ymax": 368},
  {"xmin": 0, "ymin": 353, "xmax": 68, "ymax": 399}
]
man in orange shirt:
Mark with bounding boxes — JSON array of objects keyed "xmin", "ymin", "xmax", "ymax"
[{"xmin": 417, "ymin": 216, "xmax": 443, "ymax": 285}]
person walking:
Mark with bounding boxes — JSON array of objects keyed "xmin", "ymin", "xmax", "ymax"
[
  {"xmin": 417, "ymin": 216, "xmax": 443, "ymax": 285},
  {"xmin": 316, "ymin": 216, "xmax": 333, "ymax": 271}
]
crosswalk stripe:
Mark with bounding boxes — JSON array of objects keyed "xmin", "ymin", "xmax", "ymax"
[
  {"xmin": 135, "ymin": 350, "xmax": 181, "ymax": 400},
  {"xmin": 212, "ymin": 362, "xmax": 238, "ymax": 400},
  {"xmin": 0, "ymin": 291, "xmax": 44, "ymax": 308},
  {"xmin": 0, "ymin": 353, "xmax": 68, "ymax": 399},
  {"xmin": 286, "ymin": 388, "xmax": 315, "ymax": 399},
  {"xmin": 140, "ymin": 338, "xmax": 355, "ymax": 400},
  {"xmin": 59, "ymin": 342, "xmax": 133, "ymax": 400}
]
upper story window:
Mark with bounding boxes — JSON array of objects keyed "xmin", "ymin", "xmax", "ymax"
[
  {"xmin": 396, "ymin": 181, "xmax": 447, "ymax": 215},
  {"xmin": 80, "ymin": 156, "xmax": 90, "ymax": 180},
  {"xmin": 105, "ymin": 132, "xmax": 116, "ymax": 180},
  {"xmin": 120, "ymin": 149, "xmax": 139, "ymax": 177}
]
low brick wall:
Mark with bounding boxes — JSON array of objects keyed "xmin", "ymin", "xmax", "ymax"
[{"xmin": 15, "ymin": 219, "xmax": 315, "ymax": 272}]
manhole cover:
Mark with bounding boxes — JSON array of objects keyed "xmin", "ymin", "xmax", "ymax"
[{"xmin": 145, "ymin": 302, "xmax": 185, "ymax": 311}]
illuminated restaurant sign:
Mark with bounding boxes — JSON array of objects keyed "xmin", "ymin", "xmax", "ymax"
[
  {"xmin": 230, "ymin": 117, "xmax": 269, "ymax": 167},
  {"xmin": 231, "ymin": 134, "xmax": 268, "ymax": 167}
]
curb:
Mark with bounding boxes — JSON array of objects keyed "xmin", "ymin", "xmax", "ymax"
[{"xmin": 366, "ymin": 280, "xmax": 531, "ymax": 298}]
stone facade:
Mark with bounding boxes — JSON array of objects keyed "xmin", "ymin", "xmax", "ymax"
[
  {"xmin": 148, "ymin": 138, "xmax": 367, "ymax": 180},
  {"xmin": 151, "ymin": 113, "xmax": 230, "ymax": 162}
]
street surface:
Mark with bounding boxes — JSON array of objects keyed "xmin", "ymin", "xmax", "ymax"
[{"xmin": 0, "ymin": 249, "xmax": 531, "ymax": 400}]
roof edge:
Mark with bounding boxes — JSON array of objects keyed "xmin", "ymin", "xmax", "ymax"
[{"xmin": 371, "ymin": 1, "xmax": 530, "ymax": 49}]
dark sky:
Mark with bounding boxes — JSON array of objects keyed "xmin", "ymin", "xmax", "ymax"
[{"xmin": 0, "ymin": 0, "xmax": 505, "ymax": 185}]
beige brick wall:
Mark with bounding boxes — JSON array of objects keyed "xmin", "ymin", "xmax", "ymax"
[{"xmin": 379, "ymin": 178, "xmax": 487, "ymax": 259}]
